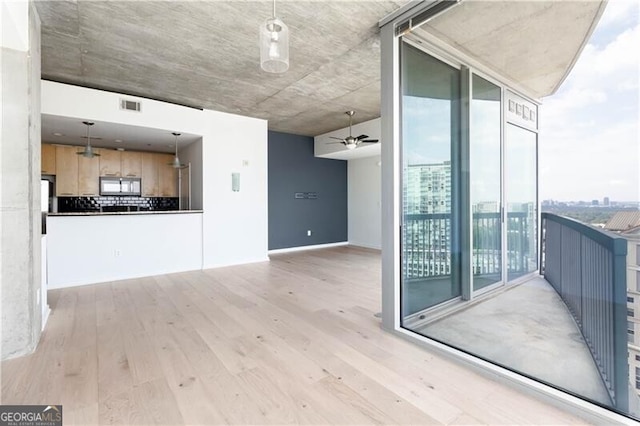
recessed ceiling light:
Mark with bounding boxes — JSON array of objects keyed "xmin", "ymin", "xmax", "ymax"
[
  {"xmin": 52, "ymin": 132, "xmax": 64, "ymax": 137},
  {"xmin": 114, "ymin": 139, "xmax": 123, "ymax": 143}
]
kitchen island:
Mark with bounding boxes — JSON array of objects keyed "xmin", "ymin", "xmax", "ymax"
[{"xmin": 46, "ymin": 210, "xmax": 203, "ymax": 289}]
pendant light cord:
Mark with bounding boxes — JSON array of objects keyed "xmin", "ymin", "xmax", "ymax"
[{"xmin": 272, "ymin": 0, "xmax": 276, "ymax": 18}]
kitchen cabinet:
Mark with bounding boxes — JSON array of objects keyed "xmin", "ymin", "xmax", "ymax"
[
  {"xmin": 52, "ymin": 145, "xmax": 177, "ymax": 198},
  {"xmin": 99, "ymin": 149, "xmax": 121, "ymax": 177},
  {"xmin": 141, "ymin": 152, "xmax": 159, "ymax": 197},
  {"xmin": 41, "ymin": 144, "xmax": 56, "ymax": 175},
  {"xmin": 158, "ymin": 154, "xmax": 178, "ymax": 197},
  {"xmin": 121, "ymin": 151, "xmax": 142, "ymax": 177},
  {"xmin": 78, "ymin": 151, "xmax": 100, "ymax": 196},
  {"xmin": 55, "ymin": 145, "xmax": 79, "ymax": 196}
]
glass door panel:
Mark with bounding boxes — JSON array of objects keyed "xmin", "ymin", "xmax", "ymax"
[
  {"xmin": 401, "ymin": 43, "xmax": 461, "ymax": 318},
  {"xmin": 505, "ymin": 124, "xmax": 538, "ymax": 281},
  {"xmin": 471, "ymin": 75, "xmax": 502, "ymax": 292}
]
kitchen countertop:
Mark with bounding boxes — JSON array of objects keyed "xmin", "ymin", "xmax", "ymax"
[{"xmin": 48, "ymin": 210, "xmax": 203, "ymax": 216}]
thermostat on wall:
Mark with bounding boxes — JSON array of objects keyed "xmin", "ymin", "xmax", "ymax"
[{"xmin": 232, "ymin": 173, "xmax": 240, "ymax": 192}]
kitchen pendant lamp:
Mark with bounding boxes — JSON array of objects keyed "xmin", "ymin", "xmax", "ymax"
[
  {"xmin": 77, "ymin": 121, "xmax": 100, "ymax": 158},
  {"xmin": 169, "ymin": 132, "xmax": 186, "ymax": 169},
  {"xmin": 259, "ymin": 0, "xmax": 289, "ymax": 73}
]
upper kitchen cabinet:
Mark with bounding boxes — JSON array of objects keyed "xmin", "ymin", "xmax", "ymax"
[
  {"xmin": 41, "ymin": 144, "xmax": 56, "ymax": 175},
  {"xmin": 121, "ymin": 151, "xmax": 142, "ymax": 177},
  {"xmin": 99, "ymin": 149, "xmax": 121, "ymax": 177},
  {"xmin": 55, "ymin": 145, "xmax": 79, "ymax": 196},
  {"xmin": 78, "ymin": 152, "xmax": 101, "ymax": 196},
  {"xmin": 141, "ymin": 152, "xmax": 159, "ymax": 197},
  {"xmin": 158, "ymin": 154, "xmax": 178, "ymax": 197}
]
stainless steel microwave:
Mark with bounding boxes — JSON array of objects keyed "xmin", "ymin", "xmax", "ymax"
[{"xmin": 100, "ymin": 177, "xmax": 141, "ymax": 196}]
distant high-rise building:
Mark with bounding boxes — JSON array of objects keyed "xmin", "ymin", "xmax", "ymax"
[
  {"xmin": 403, "ymin": 162, "xmax": 451, "ymax": 215},
  {"xmin": 604, "ymin": 197, "xmax": 610, "ymax": 206},
  {"xmin": 592, "ymin": 199, "xmax": 599, "ymax": 206},
  {"xmin": 403, "ymin": 162, "xmax": 452, "ymax": 278}
]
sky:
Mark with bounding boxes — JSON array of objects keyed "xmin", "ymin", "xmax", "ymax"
[{"xmin": 540, "ymin": 0, "xmax": 640, "ymax": 203}]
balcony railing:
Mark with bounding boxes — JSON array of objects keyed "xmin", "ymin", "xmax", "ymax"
[
  {"xmin": 541, "ymin": 212, "xmax": 628, "ymax": 411},
  {"xmin": 403, "ymin": 212, "xmax": 530, "ymax": 279}
]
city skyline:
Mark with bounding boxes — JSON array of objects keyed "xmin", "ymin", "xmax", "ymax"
[{"xmin": 540, "ymin": 0, "xmax": 640, "ymax": 203}]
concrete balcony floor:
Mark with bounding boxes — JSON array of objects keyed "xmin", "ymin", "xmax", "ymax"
[{"xmin": 416, "ymin": 276, "xmax": 612, "ymax": 406}]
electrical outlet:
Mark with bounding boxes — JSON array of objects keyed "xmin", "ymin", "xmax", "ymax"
[
  {"xmin": 307, "ymin": 230, "xmax": 312, "ymax": 237},
  {"xmin": 114, "ymin": 249, "xmax": 121, "ymax": 257},
  {"xmin": 36, "ymin": 289, "xmax": 41, "ymax": 305}
]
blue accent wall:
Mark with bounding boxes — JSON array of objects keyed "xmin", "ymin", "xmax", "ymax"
[{"xmin": 268, "ymin": 131, "xmax": 347, "ymax": 250}]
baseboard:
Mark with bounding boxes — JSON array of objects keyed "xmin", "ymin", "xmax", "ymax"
[
  {"xmin": 41, "ymin": 307, "xmax": 51, "ymax": 331},
  {"xmin": 268, "ymin": 242, "xmax": 348, "ymax": 255},
  {"xmin": 348, "ymin": 241, "xmax": 382, "ymax": 250},
  {"xmin": 203, "ymin": 257, "xmax": 270, "ymax": 270}
]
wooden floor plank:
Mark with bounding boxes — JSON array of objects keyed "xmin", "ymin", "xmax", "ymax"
[{"xmin": 1, "ymin": 247, "xmax": 593, "ymax": 425}]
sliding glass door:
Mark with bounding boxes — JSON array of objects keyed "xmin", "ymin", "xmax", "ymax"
[
  {"xmin": 400, "ymin": 43, "xmax": 540, "ymax": 324},
  {"xmin": 401, "ymin": 43, "xmax": 461, "ymax": 319},
  {"xmin": 505, "ymin": 124, "xmax": 538, "ymax": 280},
  {"xmin": 471, "ymin": 75, "xmax": 502, "ymax": 292}
]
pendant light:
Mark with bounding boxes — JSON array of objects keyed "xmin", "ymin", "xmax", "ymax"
[
  {"xmin": 169, "ymin": 132, "xmax": 186, "ymax": 169},
  {"xmin": 259, "ymin": 0, "xmax": 289, "ymax": 73},
  {"xmin": 77, "ymin": 121, "xmax": 100, "ymax": 158}
]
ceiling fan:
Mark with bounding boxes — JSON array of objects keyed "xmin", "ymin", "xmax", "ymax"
[{"xmin": 327, "ymin": 111, "xmax": 379, "ymax": 150}]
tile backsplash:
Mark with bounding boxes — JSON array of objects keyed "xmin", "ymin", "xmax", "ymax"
[{"xmin": 58, "ymin": 196, "xmax": 179, "ymax": 213}]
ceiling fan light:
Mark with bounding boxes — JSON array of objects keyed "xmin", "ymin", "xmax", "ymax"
[
  {"xmin": 346, "ymin": 143, "xmax": 357, "ymax": 150},
  {"xmin": 260, "ymin": 17, "xmax": 289, "ymax": 73}
]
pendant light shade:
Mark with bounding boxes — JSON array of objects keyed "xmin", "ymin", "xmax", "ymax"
[
  {"xmin": 260, "ymin": 0, "xmax": 289, "ymax": 73},
  {"xmin": 169, "ymin": 132, "xmax": 186, "ymax": 169},
  {"xmin": 77, "ymin": 121, "xmax": 100, "ymax": 158}
]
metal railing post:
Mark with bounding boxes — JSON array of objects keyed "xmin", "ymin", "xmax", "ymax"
[{"xmin": 612, "ymin": 237, "xmax": 629, "ymax": 411}]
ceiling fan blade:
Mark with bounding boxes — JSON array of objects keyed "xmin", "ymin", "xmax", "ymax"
[
  {"xmin": 355, "ymin": 134, "xmax": 369, "ymax": 140},
  {"xmin": 361, "ymin": 139, "xmax": 379, "ymax": 143},
  {"xmin": 329, "ymin": 136, "xmax": 345, "ymax": 141}
]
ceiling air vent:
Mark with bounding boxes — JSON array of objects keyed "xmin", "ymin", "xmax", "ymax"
[{"xmin": 120, "ymin": 98, "xmax": 141, "ymax": 112}]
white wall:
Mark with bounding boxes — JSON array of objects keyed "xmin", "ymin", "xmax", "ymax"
[
  {"xmin": 47, "ymin": 213, "xmax": 203, "ymax": 288},
  {"xmin": 348, "ymin": 156, "xmax": 382, "ymax": 249},
  {"xmin": 202, "ymin": 113, "xmax": 268, "ymax": 267},
  {"xmin": 42, "ymin": 81, "xmax": 268, "ymax": 284}
]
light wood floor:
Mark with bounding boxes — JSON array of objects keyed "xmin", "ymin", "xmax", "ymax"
[{"xmin": 2, "ymin": 247, "xmax": 590, "ymax": 425}]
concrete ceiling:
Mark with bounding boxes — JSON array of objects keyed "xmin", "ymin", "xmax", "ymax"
[
  {"xmin": 418, "ymin": 0, "xmax": 606, "ymax": 98},
  {"xmin": 35, "ymin": 1, "xmax": 605, "ymax": 138},
  {"xmin": 35, "ymin": 0, "xmax": 408, "ymax": 137}
]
